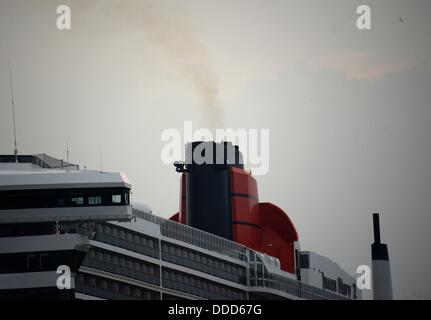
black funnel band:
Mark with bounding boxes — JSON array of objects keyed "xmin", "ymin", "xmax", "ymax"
[{"xmin": 372, "ymin": 243, "xmax": 389, "ymax": 261}]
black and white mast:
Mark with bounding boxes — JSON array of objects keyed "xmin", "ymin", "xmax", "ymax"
[
  {"xmin": 371, "ymin": 213, "xmax": 393, "ymax": 299},
  {"xmin": 8, "ymin": 61, "xmax": 18, "ymax": 163}
]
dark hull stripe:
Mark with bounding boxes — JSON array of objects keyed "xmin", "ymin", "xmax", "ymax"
[
  {"xmin": 0, "ymin": 287, "xmax": 74, "ymax": 300},
  {"xmin": 232, "ymin": 221, "xmax": 261, "ymax": 229},
  {"xmin": 0, "ymin": 250, "xmax": 86, "ymax": 274}
]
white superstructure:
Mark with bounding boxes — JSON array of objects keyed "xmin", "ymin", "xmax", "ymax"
[
  {"xmin": 0, "ymin": 156, "xmax": 132, "ymax": 224},
  {"xmin": 0, "ymin": 153, "xmax": 361, "ymax": 300},
  {"xmin": 0, "ymin": 154, "xmax": 132, "ymax": 299},
  {"xmin": 300, "ymin": 251, "xmax": 361, "ymax": 299}
]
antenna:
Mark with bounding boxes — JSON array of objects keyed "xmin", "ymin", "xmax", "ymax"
[
  {"xmin": 99, "ymin": 146, "xmax": 103, "ymax": 172},
  {"xmin": 8, "ymin": 61, "xmax": 18, "ymax": 163},
  {"xmin": 66, "ymin": 138, "xmax": 69, "ymax": 163}
]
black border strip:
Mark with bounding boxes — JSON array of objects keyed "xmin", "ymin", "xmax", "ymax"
[{"xmin": 230, "ymin": 193, "xmax": 258, "ymax": 201}]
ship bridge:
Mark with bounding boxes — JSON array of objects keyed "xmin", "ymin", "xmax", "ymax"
[{"xmin": 0, "ymin": 154, "xmax": 132, "ymax": 224}]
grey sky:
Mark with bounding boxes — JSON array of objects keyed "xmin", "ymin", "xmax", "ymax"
[{"xmin": 0, "ymin": 0, "xmax": 430, "ymax": 299}]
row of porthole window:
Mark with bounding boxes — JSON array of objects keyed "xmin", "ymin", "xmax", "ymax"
[
  {"xmin": 162, "ymin": 222, "xmax": 246, "ymax": 259},
  {"xmin": 86, "ymin": 248, "xmax": 158, "ymax": 275},
  {"xmin": 93, "ymin": 223, "xmax": 156, "ymax": 249},
  {"xmin": 76, "ymin": 273, "xmax": 159, "ymax": 300},
  {"xmin": 161, "ymin": 243, "xmax": 244, "ymax": 276},
  {"xmin": 85, "ymin": 248, "xmax": 244, "ymax": 300},
  {"xmin": 162, "ymin": 269, "xmax": 245, "ymax": 300},
  {"xmin": 268, "ymin": 276, "xmax": 345, "ymax": 300}
]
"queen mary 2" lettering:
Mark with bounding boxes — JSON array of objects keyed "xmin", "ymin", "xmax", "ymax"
[{"xmin": 321, "ymin": 273, "xmax": 357, "ymax": 298}]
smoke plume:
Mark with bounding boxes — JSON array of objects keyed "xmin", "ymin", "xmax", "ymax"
[{"xmin": 114, "ymin": 0, "xmax": 223, "ymax": 129}]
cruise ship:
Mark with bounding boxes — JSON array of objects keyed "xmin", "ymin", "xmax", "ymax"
[{"xmin": 0, "ymin": 143, "xmax": 362, "ymax": 300}]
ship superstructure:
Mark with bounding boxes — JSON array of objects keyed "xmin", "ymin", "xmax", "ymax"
[
  {"xmin": 0, "ymin": 150, "xmax": 361, "ymax": 300},
  {"xmin": 0, "ymin": 154, "xmax": 131, "ymax": 299}
]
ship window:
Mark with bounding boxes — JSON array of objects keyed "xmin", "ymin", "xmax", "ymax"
[
  {"xmin": 104, "ymin": 253, "xmax": 111, "ymax": 263},
  {"xmin": 300, "ymin": 254, "xmax": 310, "ymax": 269},
  {"xmin": 97, "ymin": 279, "xmax": 108, "ymax": 290},
  {"xmin": 133, "ymin": 235, "xmax": 139, "ymax": 243},
  {"xmin": 70, "ymin": 195, "xmax": 84, "ymax": 205},
  {"xmin": 96, "ymin": 251, "xmax": 103, "ymax": 261},
  {"xmin": 226, "ymin": 289, "xmax": 232, "ymax": 298},
  {"xmin": 132, "ymin": 288, "xmax": 141, "ymax": 299},
  {"xmin": 0, "ymin": 187, "xmax": 130, "ymax": 210},
  {"xmin": 189, "ymin": 277, "xmax": 195, "ymax": 286},
  {"xmin": 109, "ymin": 282, "xmax": 119, "ymax": 293},
  {"xmin": 143, "ymin": 291, "xmax": 152, "ymax": 300},
  {"xmin": 148, "ymin": 266, "xmax": 155, "ymax": 275},
  {"xmin": 120, "ymin": 285, "xmax": 130, "ymax": 295},
  {"xmin": 119, "ymin": 257, "xmax": 126, "ymax": 267},
  {"xmin": 112, "ymin": 194, "xmax": 122, "ymax": 204},
  {"xmin": 118, "ymin": 230, "xmax": 125, "ymax": 239},
  {"xmin": 88, "ymin": 277, "xmax": 96, "ymax": 287},
  {"xmin": 111, "ymin": 228, "xmax": 117, "ymax": 237},
  {"xmin": 220, "ymin": 287, "xmax": 226, "ymax": 296},
  {"xmin": 76, "ymin": 274, "xmax": 84, "ymax": 284},
  {"xmin": 26, "ymin": 254, "xmax": 38, "ymax": 271},
  {"xmin": 134, "ymin": 262, "xmax": 140, "ymax": 271},
  {"xmin": 88, "ymin": 196, "xmax": 102, "ymax": 205},
  {"xmin": 89, "ymin": 250, "xmax": 95, "ymax": 259}
]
